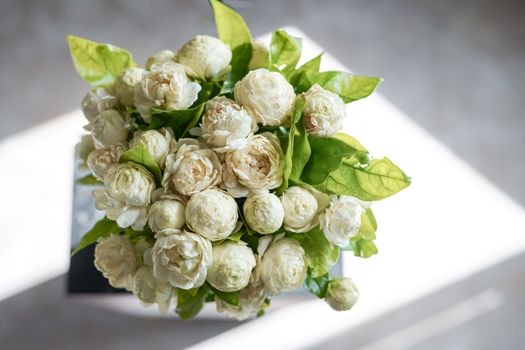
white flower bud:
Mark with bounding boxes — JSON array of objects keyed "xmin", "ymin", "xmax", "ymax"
[
  {"xmin": 132, "ymin": 265, "xmax": 160, "ymax": 304},
  {"xmin": 175, "ymin": 35, "xmax": 232, "ymax": 80},
  {"xmin": 302, "ymin": 84, "xmax": 346, "ymax": 137},
  {"xmin": 319, "ymin": 196, "xmax": 364, "ymax": 248},
  {"xmin": 104, "ymin": 163, "xmax": 155, "ymax": 207},
  {"xmin": 92, "ymin": 163, "xmax": 156, "ymax": 230},
  {"xmin": 90, "ymin": 109, "xmax": 129, "ymax": 148},
  {"xmin": 234, "ymin": 68, "xmax": 295, "ymax": 126},
  {"xmin": 145, "ymin": 49, "xmax": 175, "ymax": 70},
  {"xmin": 134, "ymin": 61, "xmax": 201, "ymax": 122},
  {"xmin": 129, "ymin": 128, "xmax": 175, "ymax": 168},
  {"xmin": 162, "ymin": 139, "xmax": 222, "ymax": 196},
  {"xmin": 325, "ymin": 277, "xmax": 359, "ymax": 311},
  {"xmin": 281, "ymin": 186, "xmax": 330, "ymax": 233},
  {"xmin": 81, "ymin": 87, "xmax": 117, "ymax": 122},
  {"xmin": 185, "ymin": 188, "xmax": 238, "ymax": 241},
  {"xmin": 216, "ymin": 281, "xmax": 267, "ymax": 321},
  {"xmin": 76, "ymin": 134, "xmax": 95, "ymax": 169},
  {"xmin": 260, "ymin": 238, "xmax": 307, "ymax": 295},
  {"xmin": 114, "ymin": 67, "xmax": 147, "ymax": 107},
  {"xmin": 94, "ymin": 235, "xmax": 138, "ymax": 290},
  {"xmin": 248, "ymin": 40, "xmax": 270, "ymax": 70},
  {"xmin": 222, "ymin": 132, "xmax": 284, "ymax": 197},
  {"xmin": 243, "ymin": 191, "xmax": 284, "ymax": 234},
  {"xmin": 152, "ymin": 229, "xmax": 212, "ymax": 289},
  {"xmin": 207, "ymin": 242, "xmax": 256, "ymax": 292},
  {"xmin": 201, "ymin": 96, "xmax": 257, "ymax": 151},
  {"xmin": 148, "ymin": 193, "xmax": 186, "ymax": 234},
  {"xmin": 87, "ymin": 142, "xmax": 128, "ymax": 180},
  {"xmin": 132, "ymin": 265, "xmax": 176, "ymax": 314}
]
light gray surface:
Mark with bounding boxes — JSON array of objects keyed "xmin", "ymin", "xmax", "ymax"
[{"xmin": 0, "ymin": 0, "xmax": 524, "ymax": 349}]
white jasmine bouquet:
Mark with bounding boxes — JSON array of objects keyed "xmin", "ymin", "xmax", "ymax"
[{"xmin": 70, "ymin": 0, "xmax": 410, "ymax": 320}]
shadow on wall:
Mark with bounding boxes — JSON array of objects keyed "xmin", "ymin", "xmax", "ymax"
[{"xmin": 0, "ymin": 274, "xmax": 238, "ymax": 350}]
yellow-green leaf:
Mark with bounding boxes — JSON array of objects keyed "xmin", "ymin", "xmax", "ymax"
[
  {"xmin": 313, "ymin": 71, "xmax": 382, "ymax": 103},
  {"xmin": 67, "ymin": 35, "xmax": 136, "ymax": 87},
  {"xmin": 210, "ymin": 0, "xmax": 252, "ymax": 93},
  {"xmin": 270, "ymin": 30, "xmax": 302, "ymax": 74},
  {"xmin": 119, "ymin": 145, "xmax": 162, "ymax": 185},
  {"xmin": 71, "ymin": 217, "xmax": 119, "ymax": 256},
  {"xmin": 322, "ymin": 158, "xmax": 411, "ymax": 200}
]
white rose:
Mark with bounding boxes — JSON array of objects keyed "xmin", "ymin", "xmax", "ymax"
[
  {"xmin": 175, "ymin": 35, "xmax": 232, "ymax": 80},
  {"xmin": 134, "ymin": 61, "xmax": 201, "ymax": 122},
  {"xmin": 222, "ymin": 132, "xmax": 284, "ymax": 197},
  {"xmin": 216, "ymin": 282, "xmax": 267, "ymax": 321},
  {"xmin": 94, "ymin": 235, "xmax": 138, "ymax": 290},
  {"xmin": 162, "ymin": 139, "xmax": 222, "ymax": 196},
  {"xmin": 87, "ymin": 142, "xmax": 128, "ymax": 180},
  {"xmin": 207, "ymin": 242, "xmax": 256, "ymax": 292},
  {"xmin": 129, "ymin": 128, "xmax": 176, "ymax": 167},
  {"xmin": 302, "ymin": 84, "xmax": 346, "ymax": 137},
  {"xmin": 319, "ymin": 196, "xmax": 364, "ymax": 248},
  {"xmin": 260, "ymin": 237, "xmax": 307, "ymax": 295},
  {"xmin": 281, "ymin": 186, "xmax": 330, "ymax": 233},
  {"xmin": 132, "ymin": 266, "xmax": 176, "ymax": 314},
  {"xmin": 148, "ymin": 193, "xmax": 186, "ymax": 234},
  {"xmin": 201, "ymin": 96, "xmax": 257, "ymax": 151},
  {"xmin": 90, "ymin": 109, "xmax": 129, "ymax": 148},
  {"xmin": 185, "ymin": 188, "xmax": 238, "ymax": 241},
  {"xmin": 152, "ymin": 229, "xmax": 212, "ymax": 289},
  {"xmin": 234, "ymin": 68, "xmax": 295, "ymax": 126},
  {"xmin": 81, "ymin": 87, "xmax": 117, "ymax": 123},
  {"xmin": 92, "ymin": 163, "xmax": 156, "ymax": 230},
  {"xmin": 76, "ymin": 134, "xmax": 95, "ymax": 169},
  {"xmin": 145, "ymin": 49, "xmax": 175, "ymax": 70},
  {"xmin": 114, "ymin": 67, "xmax": 147, "ymax": 107},
  {"xmin": 325, "ymin": 277, "xmax": 359, "ymax": 311},
  {"xmin": 248, "ymin": 40, "xmax": 270, "ymax": 71},
  {"xmin": 243, "ymin": 191, "xmax": 284, "ymax": 234}
]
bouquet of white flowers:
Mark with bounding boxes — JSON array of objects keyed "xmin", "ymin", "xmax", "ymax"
[{"xmin": 70, "ymin": 0, "xmax": 410, "ymax": 320}]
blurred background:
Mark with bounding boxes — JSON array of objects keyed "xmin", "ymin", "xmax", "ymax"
[{"xmin": 0, "ymin": 0, "xmax": 524, "ymax": 349}]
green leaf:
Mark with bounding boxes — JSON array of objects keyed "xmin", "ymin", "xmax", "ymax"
[
  {"xmin": 321, "ymin": 157, "xmax": 411, "ymax": 201},
  {"xmin": 304, "ymin": 271, "xmax": 330, "ymax": 298},
  {"xmin": 349, "ymin": 238, "xmax": 378, "ymax": 258},
  {"xmin": 210, "ymin": 0, "xmax": 252, "ymax": 93},
  {"xmin": 207, "ymin": 283, "xmax": 240, "ymax": 306},
  {"xmin": 288, "ymin": 227, "xmax": 339, "ymax": 278},
  {"xmin": 270, "ymin": 30, "xmax": 302, "ymax": 75},
  {"xmin": 176, "ymin": 285, "xmax": 211, "ymax": 320},
  {"xmin": 289, "ymin": 117, "xmax": 311, "ymax": 182},
  {"xmin": 333, "ymin": 133, "xmax": 369, "ymax": 164},
  {"xmin": 212, "ymin": 229, "xmax": 245, "ymax": 246},
  {"xmin": 301, "ymin": 136, "xmax": 359, "ymax": 185},
  {"xmin": 192, "ymin": 81, "xmax": 221, "ymax": 108},
  {"xmin": 313, "ymin": 71, "xmax": 382, "ymax": 103},
  {"xmin": 277, "ymin": 97, "xmax": 306, "ymax": 194},
  {"xmin": 240, "ymin": 234, "xmax": 259, "ymax": 252},
  {"xmin": 71, "ymin": 217, "xmax": 119, "ymax": 256},
  {"xmin": 288, "ymin": 53, "xmax": 323, "ymax": 93},
  {"xmin": 257, "ymin": 298, "xmax": 271, "ymax": 317},
  {"xmin": 149, "ymin": 103, "xmax": 205, "ymax": 139},
  {"xmin": 124, "ymin": 226, "xmax": 155, "ymax": 244},
  {"xmin": 67, "ymin": 35, "xmax": 136, "ymax": 87},
  {"xmin": 347, "ymin": 208, "xmax": 379, "ymax": 258},
  {"xmin": 358, "ymin": 208, "xmax": 377, "ymax": 240},
  {"xmin": 227, "ymin": 230, "xmax": 245, "ymax": 242},
  {"xmin": 76, "ymin": 174, "xmax": 103, "ymax": 186},
  {"xmin": 119, "ymin": 145, "xmax": 162, "ymax": 185}
]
